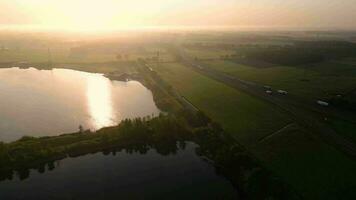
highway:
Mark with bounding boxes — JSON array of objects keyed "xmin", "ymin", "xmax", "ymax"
[{"xmin": 172, "ymin": 45, "xmax": 356, "ymax": 158}]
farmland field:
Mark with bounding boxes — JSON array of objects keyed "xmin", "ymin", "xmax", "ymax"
[
  {"xmin": 151, "ymin": 62, "xmax": 356, "ymax": 199},
  {"xmin": 150, "ymin": 62, "xmax": 291, "ymax": 145},
  {"xmin": 201, "ymin": 60, "xmax": 356, "ymax": 101}
]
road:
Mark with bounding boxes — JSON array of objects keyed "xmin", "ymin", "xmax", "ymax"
[{"xmin": 173, "ymin": 45, "xmax": 356, "ymax": 158}]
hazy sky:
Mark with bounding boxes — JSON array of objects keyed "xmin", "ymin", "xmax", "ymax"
[{"xmin": 1, "ymin": 0, "xmax": 355, "ymax": 30}]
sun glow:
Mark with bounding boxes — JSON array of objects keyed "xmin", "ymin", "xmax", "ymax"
[
  {"xmin": 3, "ymin": 0, "xmax": 356, "ymax": 31},
  {"xmin": 10, "ymin": 0, "xmax": 173, "ymax": 31}
]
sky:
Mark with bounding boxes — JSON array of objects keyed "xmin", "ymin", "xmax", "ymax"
[{"xmin": 0, "ymin": 0, "xmax": 356, "ymax": 31}]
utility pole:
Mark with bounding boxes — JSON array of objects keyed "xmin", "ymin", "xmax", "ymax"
[
  {"xmin": 47, "ymin": 48, "xmax": 52, "ymax": 68},
  {"xmin": 157, "ymin": 50, "xmax": 160, "ymax": 67}
]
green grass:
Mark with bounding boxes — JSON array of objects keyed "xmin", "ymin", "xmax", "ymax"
[
  {"xmin": 152, "ymin": 62, "xmax": 356, "ymax": 199},
  {"xmin": 0, "ymin": 49, "xmax": 59, "ymax": 63},
  {"xmin": 328, "ymin": 119, "xmax": 356, "ymax": 143},
  {"xmin": 151, "ymin": 62, "xmax": 291, "ymax": 145},
  {"xmin": 258, "ymin": 123, "xmax": 356, "ymax": 200},
  {"xmin": 0, "ymin": 46, "xmax": 174, "ymax": 64},
  {"xmin": 202, "ymin": 60, "xmax": 356, "ymax": 101}
]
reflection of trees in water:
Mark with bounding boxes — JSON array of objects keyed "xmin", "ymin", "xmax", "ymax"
[
  {"xmin": 0, "ymin": 114, "xmax": 297, "ymax": 199},
  {"xmin": 2, "ymin": 141, "xmax": 186, "ymax": 182},
  {"xmin": 0, "ymin": 160, "xmax": 57, "ymax": 181},
  {"xmin": 0, "ymin": 115, "xmax": 189, "ymax": 182}
]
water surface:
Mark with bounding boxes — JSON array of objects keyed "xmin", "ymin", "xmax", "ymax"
[
  {"xmin": 0, "ymin": 67, "xmax": 160, "ymax": 142},
  {"xmin": 0, "ymin": 142, "xmax": 238, "ymax": 200}
]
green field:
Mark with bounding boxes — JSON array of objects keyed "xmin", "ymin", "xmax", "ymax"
[
  {"xmin": 201, "ymin": 60, "xmax": 356, "ymax": 101},
  {"xmin": 151, "ymin": 62, "xmax": 291, "ymax": 145},
  {"xmin": 257, "ymin": 123, "xmax": 356, "ymax": 200},
  {"xmin": 196, "ymin": 56, "xmax": 356, "ymax": 145},
  {"xmin": 328, "ymin": 118, "xmax": 356, "ymax": 143},
  {"xmin": 0, "ymin": 42, "xmax": 173, "ymax": 64},
  {"xmin": 152, "ymin": 62, "xmax": 356, "ymax": 199}
]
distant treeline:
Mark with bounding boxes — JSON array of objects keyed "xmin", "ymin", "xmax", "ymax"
[
  {"xmin": 183, "ymin": 42, "xmax": 237, "ymax": 50},
  {"xmin": 236, "ymin": 41, "xmax": 356, "ymax": 66}
]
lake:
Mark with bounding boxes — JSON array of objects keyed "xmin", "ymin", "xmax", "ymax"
[
  {"xmin": 0, "ymin": 67, "xmax": 160, "ymax": 142},
  {"xmin": 0, "ymin": 142, "xmax": 238, "ymax": 200}
]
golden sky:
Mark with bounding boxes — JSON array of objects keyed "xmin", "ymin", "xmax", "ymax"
[{"xmin": 1, "ymin": 0, "xmax": 355, "ymax": 31}]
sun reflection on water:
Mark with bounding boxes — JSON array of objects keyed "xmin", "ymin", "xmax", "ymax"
[{"xmin": 86, "ymin": 74, "xmax": 116, "ymax": 130}]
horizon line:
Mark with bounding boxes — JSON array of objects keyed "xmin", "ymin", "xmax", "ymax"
[{"xmin": 0, "ymin": 24, "xmax": 355, "ymax": 33}]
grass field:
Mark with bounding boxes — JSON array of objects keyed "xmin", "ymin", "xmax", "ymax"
[
  {"xmin": 151, "ymin": 62, "xmax": 291, "ymax": 145},
  {"xmin": 0, "ymin": 45, "xmax": 174, "ymax": 64},
  {"xmin": 200, "ymin": 59, "xmax": 356, "ymax": 133},
  {"xmin": 151, "ymin": 62, "xmax": 356, "ymax": 199},
  {"xmin": 328, "ymin": 118, "xmax": 356, "ymax": 143},
  {"xmin": 202, "ymin": 60, "xmax": 356, "ymax": 101},
  {"xmin": 257, "ymin": 123, "xmax": 356, "ymax": 200}
]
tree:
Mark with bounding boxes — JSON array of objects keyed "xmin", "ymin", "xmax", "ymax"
[
  {"xmin": 196, "ymin": 110, "xmax": 211, "ymax": 126},
  {"xmin": 78, "ymin": 125, "xmax": 83, "ymax": 133}
]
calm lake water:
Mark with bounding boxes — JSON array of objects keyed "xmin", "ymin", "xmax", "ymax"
[
  {"xmin": 0, "ymin": 142, "xmax": 238, "ymax": 200},
  {"xmin": 0, "ymin": 67, "xmax": 160, "ymax": 142}
]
